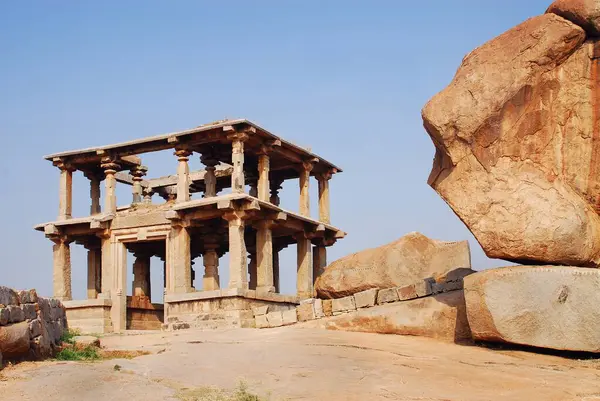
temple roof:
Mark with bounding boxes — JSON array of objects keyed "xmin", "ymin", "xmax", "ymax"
[{"xmin": 44, "ymin": 119, "xmax": 342, "ymax": 175}]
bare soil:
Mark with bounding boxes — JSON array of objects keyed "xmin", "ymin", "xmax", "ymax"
[{"xmin": 1, "ymin": 326, "xmax": 600, "ymax": 400}]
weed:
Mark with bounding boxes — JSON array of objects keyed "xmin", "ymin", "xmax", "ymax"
[
  {"xmin": 55, "ymin": 345, "xmax": 99, "ymax": 361},
  {"xmin": 59, "ymin": 328, "xmax": 81, "ymax": 345},
  {"xmin": 175, "ymin": 381, "xmax": 269, "ymax": 401}
]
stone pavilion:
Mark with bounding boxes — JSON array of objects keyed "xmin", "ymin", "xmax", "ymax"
[{"xmin": 35, "ymin": 119, "xmax": 345, "ymax": 332}]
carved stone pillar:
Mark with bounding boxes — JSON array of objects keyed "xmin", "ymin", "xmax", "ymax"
[
  {"xmin": 168, "ymin": 222, "xmax": 192, "ymax": 294},
  {"xmin": 223, "ymin": 211, "xmax": 249, "ymax": 290},
  {"xmin": 132, "ymin": 253, "xmax": 151, "ymax": 301},
  {"xmin": 51, "ymin": 235, "xmax": 72, "ymax": 301},
  {"xmin": 200, "ymin": 151, "xmax": 218, "ymax": 198},
  {"xmin": 248, "ymin": 251, "xmax": 257, "ymax": 290},
  {"xmin": 248, "ymin": 175, "xmax": 258, "ymax": 198},
  {"xmin": 295, "ymin": 232, "xmax": 313, "ymax": 299},
  {"xmin": 101, "ymin": 158, "xmax": 121, "ymax": 214},
  {"xmin": 270, "ymin": 177, "xmax": 283, "ymax": 206},
  {"xmin": 86, "ymin": 243, "xmax": 102, "ymax": 299},
  {"xmin": 273, "ymin": 249, "xmax": 280, "ymax": 293},
  {"xmin": 257, "ymin": 150, "xmax": 270, "ymax": 202},
  {"xmin": 202, "ymin": 242, "xmax": 220, "ymax": 291},
  {"xmin": 313, "ymin": 245, "xmax": 327, "ymax": 284},
  {"xmin": 317, "ymin": 171, "xmax": 333, "ymax": 224},
  {"xmin": 175, "ymin": 148, "xmax": 192, "ymax": 203},
  {"xmin": 228, "ymin": 132, "xmax": 249, "ymax": 193},
  {"xmin": 54, "ymin": 160, "xmax": 74, "ymax": 220},
  {"xmin": 84, "ymin": 172, "xmax": 102, "ymax": 215},
  {"xmin": 299, "ymin": 161, "xmax": 314, "ymax": 217},
  {"xmin": 131, "ymin": 166, "xmax": 148, "ymax": 205},
  {"xmin": 143, "ymin": 186, "xmax": 154, "ymax": 204},
  {"xmin": 255, "ymin": 220, "xmax": 275, "ymax": 293},
  {"xmin": 98, "ymin": 231, "xmax": 113, "ymax": 299}
]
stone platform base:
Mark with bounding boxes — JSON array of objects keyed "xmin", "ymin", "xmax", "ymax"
[
  {"xmin": 126, "ymin": 297, "xmax": 164, "ymax": 330},
  {"xmin": 64, "ymin": 299, "xmax": 113, "ymax": 334},
  {"xmin": 164, "ymin": 289, "xmax": 298, "ymax": 330},
  {"xmin": 465, "ymin": 266, "xmax": 600, "ymax": 353}
]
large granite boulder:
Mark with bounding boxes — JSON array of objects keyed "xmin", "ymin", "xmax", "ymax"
[
  {"xmin": 315, "ymin": 232, "xmax": 471, "ymax": 299},
  {"xmin": 304, "ymin": 291, "xmax": 472, "ymax": 343},
  {"xmin": 464, "ymin": 266, "xmax": 600, "ymax": 352},
  {"xmin": 0, "ymin": 286, "xmax": 19, "ymax": 306},
  {"xmin": 547, "ymin": 0, "xmax": 600, "ymax": 36},
  {"xmin": 421, "ymin": 13, "xmax": 600, "ymax": 267}
]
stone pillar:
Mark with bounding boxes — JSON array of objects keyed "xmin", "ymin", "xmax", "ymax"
[
  {"xmin": 55, "ymin": 161, "xmax": 74, "ymax": 220},
  {"xmin": 175, "ymin": 148, "xmax": 192, "ymax": 203},
  {"xmin": 201, "ymin": 152, "xmax": 218, "ymax": 198},
  {"xmin": 248, "ymin": 251, "xmax": 257, "ymax": 290},
  {"xmin": 131, "ymin": 166, "xmax": 148, "ymax": 205},
  {"xmin": 101, "ymin": 158, "xmax": 121, "ymax": 214},
  {"xmin": 257, "ymin": 152, "xmax": 270, "ymax": 202},
  {"xmin": 85, "ymin": 172, "xmax": 102, "ymax": 215},
  {"xmin": 255, "ymin": 220, "xmax": 275, "ymax": 294},
  {"xmin": 202, "ymin": 245, "xmax": 220, "ymax": 291},
  {"xmin": 248, "ymin": 175, "xmax": 258, "ymax": 198},
  {"xmin": 142, "ymin": 186, "xmax": 154, "ymax": 204},
  {"xmin": 99, "ymin": 232, "xmax": 113, "ymax": 299},
  {"xmin": 169, "ymin": 223, "xmax": 192, "ymax": 293},
  {"xmin": 296, "ymin": 232, "xmax": 313, "ymax": 299},
  {"xmin": 132, "ymin": 253, "xmax": 151, "ymax": 301},
  {"xmin": 51, "ymin": 236, "xmax": 72, "ymax": 301},
  {"xmin": 299, "ymin": 161, "xmax": 314, "ymax": 217},
  {"xmin": 228, "ymin": 132, "xmax": 249, "ymax": 193},
  {"xmin": 313, "ymin": 245, "xmax": 327, "ymax": 284},
  {"xmin": 270, "ymin": 177, "xmax": 283, "ymax": 206},
  {"xmin": 87, "ymin": 245, "xmax": 102, "ymax": 299},
  {"xmin": 317, "ymin": 171, "xmax": 333, "ymax": 224},
  {"xmin": 273, "ymin": 249, "xmax": 280, "ymax": 293},
  {"xmin": 223, "ymin": 211, "xmax": 249, "ymax": 290}
]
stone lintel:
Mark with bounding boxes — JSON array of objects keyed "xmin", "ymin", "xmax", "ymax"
[
  {"xmin": 164, "ymin": 288, "xmax": 298, "ymax": 304},
  {"xmin": 63, "ymin": 298, "xmax": 113, "ymax": 309}
]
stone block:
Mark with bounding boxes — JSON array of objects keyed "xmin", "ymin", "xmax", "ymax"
[
  {"xmin": 18, "ymin": 289, "xmax": 38, "ymax": 304},
  {"xmin": 397, "ymin": 284, "xmax": 418, "ymax": 301},
  {"xmin": 0, "ymin": 308, "xmax": 8, "ymax": 326},
  {"xmin": 282, "ymin": 309, "xmax": 298, "ymax": 326},
  {"xmin": 37, "ymin": 298, "xmax": 51, "ymax": 322},
  {"xmin": 377, "ymin": 288, "xmax": 399, "ymax": 305},
  {"xmin": 354, "ymin": 289, "xmax": 378, "ymax": 308},
  {"xmin": 255, "ymin": 314, "xmax": 269, "ymax": 329},
  {"xmin": 266, "ymin": 311, "xmax": 283, "ymax": 328},
  {"xmin": 72, "ymin": 336, "xmax": 100, "ymax": 349},
  {"xmin": 172, "ymin": 322, "xmax": 190, "ymax": 331},
  {"xmin": 29, "ymin": 319, "xmax": 42, "ymax": 338},
  {"xmin": 8, "ymin": 305, "xmax": 25, "ymax": 323},
  {"xmin": 415, "ymin": 279, "xmax": 434, "ymax": 298},
  {"xmin": 0, "ymin": 321, "xmax": 30, "ymax": 359},
  {"xmin": 314, "ymin": 299, "xmax": 325, "ymax": 318},
  {"xmin": 296, "ymin": 303, "xmax": 315, "ymax": 322},
  {"xmin": 323, "ymin": 299, "xmax": 333, "ymax": 317},
  {"xmin": 0, "ymin": 287, "xmax": 19, "ymax": 307},
  {"xmin": 21, "ymin": 304, "xmax": 37, "ymax": 321},
  {"xmin": 300, "ymin": 298, "xmax": 316, "ymax": 305},
  {"xmin": 432, "ymin": 280, "xmax": 463, "ymax": 295},
  {"xmin": 252, "ymin": 305, "xmax": 269, "ymax": 317},
  {"xmin": 332, "ymin": 296, "xmax": 356, "ymax": 314}
]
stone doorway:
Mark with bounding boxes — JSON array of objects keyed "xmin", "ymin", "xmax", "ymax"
[{"xmin": 125, "ymin": 239, "xmax": 165, "ymax": 330}]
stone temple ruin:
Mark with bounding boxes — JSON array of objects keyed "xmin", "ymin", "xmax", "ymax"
[{"xmin": 34, "ymin": 119, "xmax": 345, "ymax": 333}]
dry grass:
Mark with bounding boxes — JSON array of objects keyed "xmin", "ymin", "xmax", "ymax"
[{"xmin": 175, "ymin": 382, "xmax": 269, "ymax": 401}]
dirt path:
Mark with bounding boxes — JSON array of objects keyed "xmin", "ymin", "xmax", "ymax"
[{"xmin": 2, "ymin": 327, "xmax": 600, "ymax": 400}]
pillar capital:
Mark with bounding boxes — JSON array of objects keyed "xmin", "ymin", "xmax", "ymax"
[
  {"xmin": 257, "ymin": 139, "xmax": 281, "ymax": 155},
  {"xmin": 316, "ymin": 168, "xmax": 337, "ymax": 182},
  {"xmin": 174, "ymin": 148, "xmax": 192, "ymax": 160},
  {"xmin": 48, "ymin": 234, "xmax": 73, "ymax": 245},
  {"xmin": 226, "ymin": 131, "xmax": 250, "ymax": 143},
  {"xmin": 254, "ymin": 219, "xmax": 276, "ymax": 230},
  {"xmin": 222, "ymin": 210, "xmax": 252, "ymax": 224},
  {"xmin": 130, "ymin": 165, "xmax": 148, "ymax": 180},
  {"xmin": 301, "ymin": 158, "xmax": 318, "ymax": 173},
  {"xmin": 53, "ymin": 158, "xmax": 75, "ymax": 172},
  {"xmin": 100, "ymin": 157, "xmax": 121, "ymax": 173}
]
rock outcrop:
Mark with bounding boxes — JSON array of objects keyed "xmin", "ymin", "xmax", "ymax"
[
  {"xmin": 464, "ymin": 266, "xmax": 600, "ymax": 352},
  {"xmin": 0, "ymin": 286, "xmax": 67, "ymax": 366},
  {"xmin": 420, "ymin": 12, "xmax": 600, "ymax": 266},
  {"xmin": 306, "ymin": 291, "xmax": 472, "ymax": 343},
  {"xmin": 547, "ymin": 0, "xmax": 600, "ymax": 36},
  {"xmin": 315, "ymin": 232, "xmax": 471, "ymax": 299}
]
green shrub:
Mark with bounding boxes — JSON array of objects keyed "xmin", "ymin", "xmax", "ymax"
[
  {"xmin": 59, "ymin": 328, "xmax": 81, "ymax": 345},
  {"xmin": 55, "ymin": 345, "xmax": 99, "ymax": 361}
]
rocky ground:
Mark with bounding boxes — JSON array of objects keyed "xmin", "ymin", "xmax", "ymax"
[{"xmin": 1, "ymin": 327, "xmax": 600, "ymax": 401}]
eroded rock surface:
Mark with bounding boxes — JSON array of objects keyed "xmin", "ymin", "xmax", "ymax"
[
  {"xmin": 315, "ymin": 232, "xmax": 471, "ymax": 299},
  {"xmin": 421, "ymin": 13, "xmax": 600, "ymax": 266},
  {"xmin": 464, "ymin": 266, "xmax": 600, "ymax": 352},
  {"xmin": 548, "ymin": 0, "xmax": 600, "ymax": 36},
  {"xmin": 308, "ymin": 291, "xmax": 472, "ymax": 343}
]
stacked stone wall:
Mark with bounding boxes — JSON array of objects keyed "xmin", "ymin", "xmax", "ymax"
[{"xmin": 0, "ymin": 286, "xmax": 67, "ymax": 368}]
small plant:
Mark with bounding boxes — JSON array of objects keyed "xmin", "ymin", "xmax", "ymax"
[
  {"xmin": 175, "ymin": 381, "xmax": 269, "ymax": 401},
  {"xmin": 59, "ymin": 328, "xmax": 81, "ymax": 345},
  {"xmin": 55, "ymin": 345, "xmax": 100, "ymax": 361}
]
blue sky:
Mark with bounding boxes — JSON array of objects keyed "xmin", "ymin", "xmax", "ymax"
[{"xmin": 0, "ymin": 0, "xmax": 552, "ymax": 299}]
